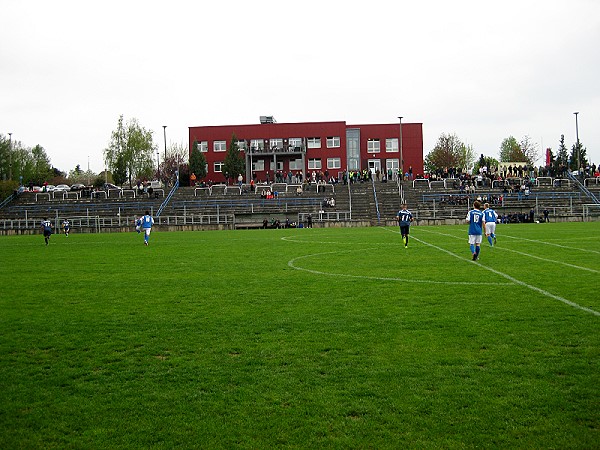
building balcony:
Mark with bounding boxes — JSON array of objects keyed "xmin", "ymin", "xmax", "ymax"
[{"xmin": 246, "ymin": 145, "xmax": 306, "ymax": 155}]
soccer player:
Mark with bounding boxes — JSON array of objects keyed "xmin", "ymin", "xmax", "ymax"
[
  {"xmin": 482, "ymin": 202, "xmax": 498, "ymax": 246},
  {"xmin": 396, "ymin": 202, "xmax": 414, "ymax": 248},
  {"xmin": 62, "ymin": 219, "xmax": 70, "ymax": 237},
  {"xmin": 141, "ymin": 211, "xmax": 154, "ymax": 246},
  {"xmin": 135, "ymin": 217, "xmax": 142, "ymax": 234},
  {"xmin": 466, "ymin": 200, "xmax": 485, "ymax": 261},
  {"xmin": 41, "ymin": 217, "xmax": 52, "ymax": 246}
]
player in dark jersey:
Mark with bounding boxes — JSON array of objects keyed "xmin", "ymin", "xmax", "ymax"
[
  {"xmin": 41, "ymin": 218, "xmax": 52, "ymax": 245},
  {"xmin": 396, "ymin": 203, "xmax": 414, "ymax": 248}
]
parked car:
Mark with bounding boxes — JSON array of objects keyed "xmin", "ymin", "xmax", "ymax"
[
  {"xmin": 148, "ymin": 180, "xmax": 163, "ymax": 189},
  {"xmin": 103, "ymin": 183, "xmax": 122, "ymax": 191},
  {"xmin": 55, "ymin": 184, "xmax": 71, "ymax": 192},
  {"xmin": 70, "ymin": 183, "xmax": 86, "ymax": 191}
]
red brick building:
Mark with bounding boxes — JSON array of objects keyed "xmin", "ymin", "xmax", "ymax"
[{"xmin": 188, "ymin": 118, "xmax": 423, "ymax": 184}]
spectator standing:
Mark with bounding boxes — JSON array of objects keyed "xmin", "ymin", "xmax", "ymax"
[{"xmin": 466, "ymin": 200, "xmax": 485, "ymax": 261}]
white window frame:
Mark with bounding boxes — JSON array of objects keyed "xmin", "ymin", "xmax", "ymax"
[
  {"xmin": 368, "ymin": 159, "xmax": 381, "ymax": 173},
  {"xmin": 386, "ymin": 138, "xmax": 398, "ymax": 153},
  {"xmin": 250, "ymin": 139, "xmax": 264, "ymax": 151},
  {"xmin": 214, "ymin": 140, "xmax": 227, "ymax": 152},
  {"xmin": 289, "ymin": 138, "xmax": 302, "ymax": 149},
  {"xmin": 237, "ymin": 140, "xmax": 247, "ymax": 151},
  {"xmin": 367, "ymin": 139, "xmax": 380, "ymax": 153},
  {"xmin": 386, "ymin": 159, "xmax": 399, "ymax": 171},
  {"xmin": 289, "ymin": 158, "xmax": 303, "ymax": 170},
  {"xmin": 307, "ymin": 137, "xmax": 321, "ymax": 149},
  {"xmin": 252, "ymin": 160, "xmax": 265, "ymax": 171},
  {"xmin": 327, "ymin": 158, "xmax": 341, "ymax": 169},
  {"xmin": 270, "ymin": 161, "xmax": 284, "ymax": 171},
  {"xmin": 214, "ymin": 161, "xmax": 225, "ymax": 172},
  {"xmin": 327, "ymin": 136, "xmax": 340, "ymax": 148},
  {"xmin": 308, "ymin": 158, "xmax": 322, "ymax": 170},
  {"xmin": 199, "ymin": 141, "xmax": 208, "ymax": 152},
  {"xmin": 270, "ymin": 138, "xmax": 283, "ymax": 150}
]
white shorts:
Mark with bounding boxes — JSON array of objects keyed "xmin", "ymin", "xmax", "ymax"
[
  {"xmin": 468, "ymin": 235, "xmax": 483, "ymax": 245},
  {"xmin": 144, "ymin": 228, "xmax": 152, "ymax": 236},
  {"xmin": 485, "ymin": 222, "xmax": 497, "ymax": 236}
]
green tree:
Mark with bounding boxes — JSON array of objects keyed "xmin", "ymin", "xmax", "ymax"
[
  {"xmin": 499, "ymin": 135, "xmax": 539, "ymax": 165},
  {"xmin": 556, "ymin": 135, "xmax": 568, "ymax": 168},
  {"xmin": 520, "ymin": 135, "xmax": 540, "ymax": 165},
  {"xmin": 458, "ymin": 144, "xmax": 477, "ymax": 172},
  {"xmin": 223, "ymin": 133, "xmax": 245, "ymax": 183},
  {"xmin": 569, "ymin": 141, "xmax": 588, "ymax": 171},
  {"xmin": 0, "ymin": 134, "xmax": 9, "ymax": 181},
  {"xmin": 113, "ymin": 153, "xmax": 128, "ymax": 185},
  {"xmin": 104, "ymin": 115, "xmax": 156, "ymax": 187},
  {"xmin": 189, "ymin": 141, "xmax": 207, "ymax": 180},
  {"xmin": 499, "ymin": 136, "xmax": 523, "ymax": 162},
  {"xmin": 424, "ymin": 133, "xmax": 465, "ymax": 173},
  {"xmin": 30, "ymin": 144, "xmax": 54, "ymax": 184},
  {"xmin": 161, "ymin": 142, "xmax": 189, "ymax": 183}
]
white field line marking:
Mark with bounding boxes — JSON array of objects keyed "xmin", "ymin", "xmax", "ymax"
[
  {"xmin": 502, "ymin": 233, "xmax": 600, "ymax": 255},
  {"xmin": 281, "ymin": 236, "xmax": 353, "ymax": 245},
  {"xmin": 417, "ymin": 228, "xmax": 600, "ymax": 274},
  {"xmin": 287, "ymin": 250, "xmax": 513, "ymax": 286},
  {"xmin": 385, "ymin": 228, "xmax": 600, "ymax": 317}
]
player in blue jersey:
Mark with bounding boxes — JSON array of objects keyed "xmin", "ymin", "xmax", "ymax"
[
  {"xmin": 466, "ymin": 200, "xmax": 485, "ymax": 261},
  {"xmin": 482, "ymin": 202, "xmax": 498, "ymax": 247},
  {"xmin": 135, "ymin": 217, "xmax": 142, "ymax": 234},
  {"xmin": 41, "ymin": 217, "xmax": 52, "ymax": 245},
  {"xmin": 140, "ymin": 211, "xmax": 154, "ymax": 246},
  {"xmin": 396, "ymin": 202, "xmax": 414, "ymax": 248}
]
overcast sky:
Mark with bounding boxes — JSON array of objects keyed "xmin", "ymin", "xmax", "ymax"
[{"xmin": 2, "ymin": 0, "xmax": 599, "ymax": 175}]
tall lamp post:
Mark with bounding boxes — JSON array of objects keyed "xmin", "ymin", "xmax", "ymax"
[
  {"xmin": 162, "ymin": 125, "xmax": 167, "ymax": 185},
  {"xmin": 397, "ymin": 117, "xmax": 403, "ymax": 181},
  {"xmin": 156, "ymin": 151, "xmax": 160, "ymax": 179},
  {"xmin": 573, "ymin": 112, "xmax": 580, "ymax": 171},
  {"xmin": 8, "ymin": 132, "xmax": 12, "ymax": 181}
]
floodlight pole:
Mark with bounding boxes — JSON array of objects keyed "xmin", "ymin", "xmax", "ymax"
[
  {"xmin": 8, "ymin": 132, "xmax": 12, "ymax": 181},
  {"xmin": 397, "ymin": 117, "xmax": 403, "ymax": 181},
  {"xmin": 162, "ymin": 125, "xmax": 167, "ymax": 186},
  {"xmin": 573, "ymin": 112, "xmax": 580, "ymax": 171}
]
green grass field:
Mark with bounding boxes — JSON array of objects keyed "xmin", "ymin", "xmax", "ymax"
[{"xmin": 1, "ymin": 222, "xmax": 599, "ymax": 448}]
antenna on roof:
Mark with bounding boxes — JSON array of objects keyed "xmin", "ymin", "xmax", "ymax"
[{"xmin": 259, "ymin": 116, "xmax": 276, "ymax": 124}]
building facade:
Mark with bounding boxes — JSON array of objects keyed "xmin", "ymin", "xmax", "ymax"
[{"xmin": 188, "ymin": 119, "xmax": 423, "ymax": 184}]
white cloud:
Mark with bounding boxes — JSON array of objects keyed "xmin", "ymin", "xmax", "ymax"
[{"xmin": 1, "ymin": 0, "xmax": 599, "ymax": 173}]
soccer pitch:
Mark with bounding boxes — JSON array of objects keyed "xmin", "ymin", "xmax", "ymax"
[{"xmin": 1, "ymin": 222, "xmax": 598, "ymax": 448}]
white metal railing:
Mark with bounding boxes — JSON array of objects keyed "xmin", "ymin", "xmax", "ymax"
[
  {"xmin": 0, "ymin": 213, "xmax": 235, "ymax": 232},
  {"xmin": 298, "ymin": 211, "xmax": 352, "ymax": 222}
]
